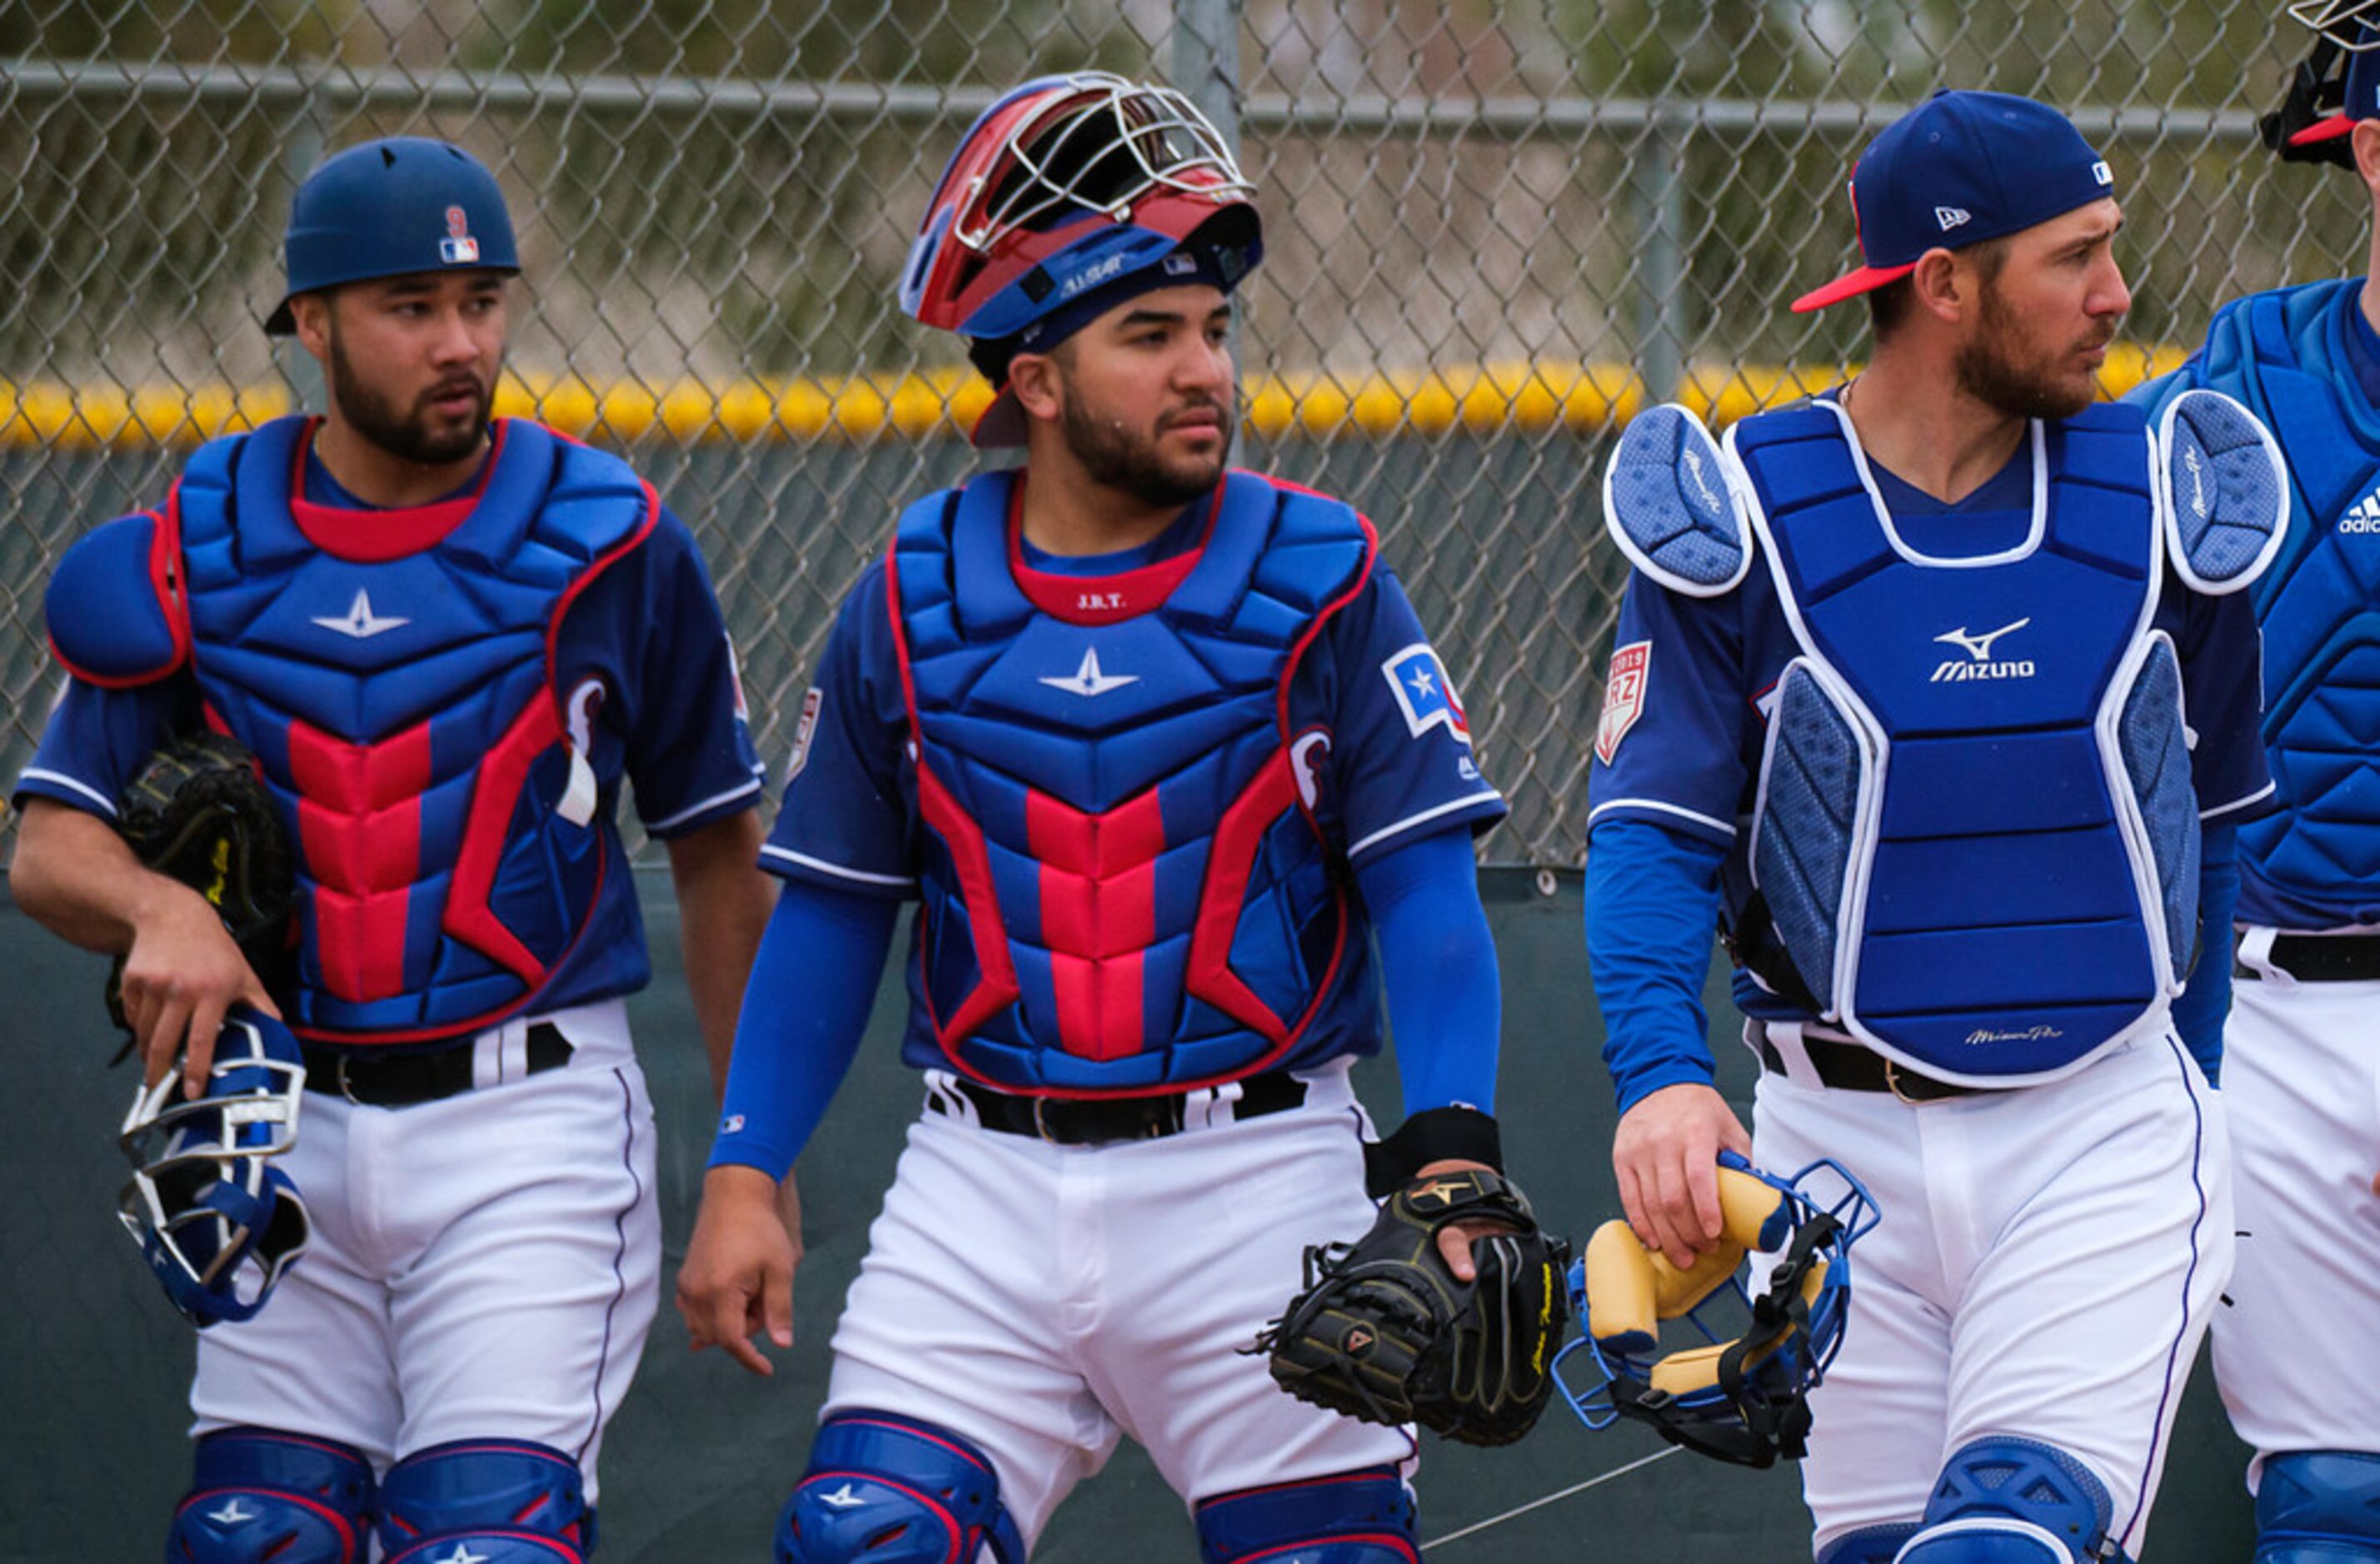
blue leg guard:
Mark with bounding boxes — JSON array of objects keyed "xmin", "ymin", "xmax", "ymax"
[
  {"xmin": 1896, "ymin": 1437, "xmax": 2132, "ymax": 1564},
  {"xmin": 1817, "ymin": 1522, "xmax": 1921, "ymax": 1564},
  {"xmin": 1194, "ymin": 1466, "xmax": 1419, "ymax": 1564},
  {"xmin": 778, "ymin": 1411, "xmax": 1025, "ymax": 1563},
  {"xmin": 166, "ymin": 1427, "xmax": 374, "ymax": 1563},
  {"xmin": 376, "ymin": 1439, "xmax": 595, "ymax": 1562},
  {"xmin": 2255, "ymin": 1451, "xmax": 2380, "ymax": 1562}
]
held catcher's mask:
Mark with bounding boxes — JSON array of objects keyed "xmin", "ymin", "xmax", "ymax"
[
  {"xmin": 900, "ymin": 70, "xmax": 1260, "ymax": 344},
  {"xmin": 1554, "ymin": 1153, "xmax": 1876, "ymax": 1468},
  {"xmin": 2264, "ymin": 1, "xmax": 2380, "ymax": 165},
  {"xmin": 117, "ymin": 1008, "xmax": 312, "ymax": 1327}
]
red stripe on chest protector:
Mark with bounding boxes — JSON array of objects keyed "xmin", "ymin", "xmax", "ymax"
[
  {"xmin": 287, "ymin": 716, "xmax": 431, "ymax": 1003},
  {"xmin": 1027, "ymin": 787, "xmax": 1165, "ymax": 1061}
]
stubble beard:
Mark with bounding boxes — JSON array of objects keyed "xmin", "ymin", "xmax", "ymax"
[{"xmin": 1953, "ymin": 280, "xmax": 2108, "ymax": 423}]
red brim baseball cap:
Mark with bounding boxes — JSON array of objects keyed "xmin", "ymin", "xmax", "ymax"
[
  {"xmin": 1792, "ymin": 90, "xmax": 2116, "ymax": 316},
  {"xmin": 2288, "ymin": 114, "xmax": 2358, "ymax": 147},
  {"xmin": 1789, "ymin": 261, "xmax": 1921, "ymax": 315}
]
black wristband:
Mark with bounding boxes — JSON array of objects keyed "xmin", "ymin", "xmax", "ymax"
[{"xmin": 1363, "ymin": 1104, "xmax": 1504, "ymax": 1198}]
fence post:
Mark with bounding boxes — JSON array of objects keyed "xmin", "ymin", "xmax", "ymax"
[
  {"xmin": 1632, "ymin": 105, "xmax": 1686, "ymax": 409},
  {"xmin": 1171, "ymin": 0, "xmax": 1244, "ymax": 151}
]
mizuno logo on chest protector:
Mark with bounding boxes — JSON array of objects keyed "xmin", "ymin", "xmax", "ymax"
[
  {"xmin": 312, "ymin": 588, "xmax": 410, "ymax": 639},
  {"xmin": 1040, "ymin": 647, "xmax": 1140, "ymax": 697},
  {"xmin": 1931, "ymin": 618, "xmax": 2036, "ymax": 681}
]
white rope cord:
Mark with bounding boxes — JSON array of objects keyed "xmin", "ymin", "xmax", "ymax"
[{"xmin": 1419, "ymin": 1446, "xmax": 1685, "ymax": 1551}]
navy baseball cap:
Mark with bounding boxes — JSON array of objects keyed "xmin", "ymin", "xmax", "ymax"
[
  {"xmin": 267, "ymin": 137, "xmax": 521, "ymax": 335},
  {"xmin": 1792, "ymin": 91, "xmax": 2117, "ymax": 314}
]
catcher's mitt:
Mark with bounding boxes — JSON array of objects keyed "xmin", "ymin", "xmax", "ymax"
[
  {"xmin": 1253, "ymin": 1168, "xmax": 1573, "ymax": 1447},
  {"xmin": 106, "ymin": 732, "xmax": 297, "ymax": 1035}
]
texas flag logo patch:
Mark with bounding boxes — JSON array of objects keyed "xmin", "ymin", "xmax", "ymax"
[
  {"xmin": 1382, "ymin": 642, "xmax": 1471, "ymax": 745},
  {"xmin": 1595, "ymin": 640, "xmax": 1651, "ymax": 765}
]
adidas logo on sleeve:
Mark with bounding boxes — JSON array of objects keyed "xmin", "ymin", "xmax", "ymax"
[{"xmin": 2340, "ymin": 490, "xmax": 2380, "ymax": 534}]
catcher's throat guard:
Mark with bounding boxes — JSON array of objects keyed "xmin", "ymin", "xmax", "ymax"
[
  {"xmin": 1555, "ymin": 1152, "xmax": 1877, "ymax": 1468},
  {"xmin": 117, "ymin": 1006, "xmax": 312, "ymax": 1327}
]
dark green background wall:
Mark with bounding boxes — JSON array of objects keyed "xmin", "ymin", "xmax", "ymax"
[{"xmin": 0, "ymin": 872, "xmax": 2254, "ymax": 1562}]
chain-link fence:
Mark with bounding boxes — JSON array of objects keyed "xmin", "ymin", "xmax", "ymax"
[{"xmin": 2, "ymin": 1, "xmax": 2364, "ymax": 867}]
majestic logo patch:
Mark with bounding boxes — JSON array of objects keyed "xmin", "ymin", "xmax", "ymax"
[
  {"xmin": 312, "ymin": 588, "xmax": 410, "ymax": 640},
  {"xmin": 1595, "ymin": 640, "xmax": 1650, "ymax": 765},
  {"xmin": 2338, "ymin": 488, "xmax": 2380, "ymax": 534},
  {"xmin": 1384, "ymin": 642, "xmax": 1471, "ymax": 743},
  {"xmin": 785, "ymin": 686, "xmax": 823, "ymax": 782},
  {"xmin": 1930, "ymin": 617, "xmax": 2035, "ymax": 683},
  {"xmin": 1040, "ymin": 648, "xmax": 1140, "ymax": 698}
]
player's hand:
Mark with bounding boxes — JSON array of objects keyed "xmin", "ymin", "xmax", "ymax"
[
  {"xmin": 678, "ymin": 1163, "xmax": 801, "ymax": 1377},
  {"xmin": 1417, "ymin": 1157, "xmax": 1513, "ymax": 1282},
  {"xmin": 1612, "ymin": 1082, "xmax": 1753, "ymax": 1271},
  {"xmin": 121, "ymin": 877, "xmax": 282, "ymax": 1097}
]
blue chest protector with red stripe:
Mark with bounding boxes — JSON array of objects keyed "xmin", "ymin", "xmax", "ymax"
[
  {"xmin": 887, "ymin": 469, "xmax": 1376, "ymax": 1095},
  {"xmin": 56, "ymin": 416, "xmax": 656, "ymax": 1043}
]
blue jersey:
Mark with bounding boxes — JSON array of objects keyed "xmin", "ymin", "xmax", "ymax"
[
  {"xmin": 762, "ymin": 476, "xmax": 1506, "ymax": 1080},
  {"xmin": 17, "ymin": 441, "xmax": 765, "ymax": 1022},
  {"xmin": 2133, "ymin": 279, "xmax": 2380, "ymax": 931},
  {"xmin": 1589, "ymin": 433, "xmax": 2273, "ymax": 1034}
]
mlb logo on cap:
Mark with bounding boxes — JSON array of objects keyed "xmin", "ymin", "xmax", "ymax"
[{"xmin": 1792, "ymin": 90, "xmax": 2118, "ymax": 312}]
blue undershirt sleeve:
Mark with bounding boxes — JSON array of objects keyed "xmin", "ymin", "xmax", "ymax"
[
  {"xmin": 1353, "ymin": 826, "xmax": 1500, "ymax": 1117},
  {"xmin": 707, "ymin": 879, "xmax": 901, "ymax": 1178},
  {"xmin": 1585, "ymin": 817, "xmax": 1729, "ymax": 1116},
  {"xmin": 2171, "ymin": 822, "xmax": 2239, "ymax": 1087}
]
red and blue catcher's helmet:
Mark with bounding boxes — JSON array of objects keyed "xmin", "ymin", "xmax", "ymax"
[{"xmin": 901, "ymin": 72, "xmax": 1261, "ymax": 445}]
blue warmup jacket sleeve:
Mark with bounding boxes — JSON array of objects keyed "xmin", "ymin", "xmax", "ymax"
[
  {"xmin": 1353, "ymin": 826, "xmax": 1501, "ymax": 1116},
  {"xmin": 707, "ymin": 878, "xmax": 901, "ymax": 1178},
  {"xmin": 2171, "ymin": 822, "xmax": 2240, "ymax": 1086},
  {"xmin": 1585, "ymin": 816, "xmax": 1729, "ymax": 1115}
]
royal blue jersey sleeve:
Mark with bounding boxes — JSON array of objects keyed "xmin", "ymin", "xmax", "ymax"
[
  {"xmin": 1355, "ymin": 827, "xmax": 1501, "ymax": 1115},
  {"xmin": 1586, "ymin": 816, "xmax": 1729, "ymax": 1113},
  {"xmin": 1295, "ymin": 565, "xmax": 1507, "ymax": 864},
  {"xmin": 709, "ymin": 879, "xmax": 900, "ymax": 1176},
  {"xmin": 13, "ymin": 672, "xmax": 198, "ymax": 819},
  {"xmin": 556, "ymin": 507, "xmax": 766, "ymax": 837},
  {"xmin": 1584, "ymin": 572, "xmax": 1758, "ymax": 849},
  {"xmin": 758, "ymin": 560, "xmax": 919, "ymax": 898},
  {"xmin": 2173, "ymin": 575, "xmax": 2274, "ymax": 822}
]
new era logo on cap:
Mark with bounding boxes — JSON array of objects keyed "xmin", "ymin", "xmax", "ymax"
[{"xmin": 1935, "ymin": 206, "xmax": 1972, "ymax": 231}]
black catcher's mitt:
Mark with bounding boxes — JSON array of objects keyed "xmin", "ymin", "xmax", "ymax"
[
  {"xmin": 1253, "ymin": 1168, "xmax": 1573, "ymax": 1447},
  {"xmin": 106, "ymin": 733, "xmax": 297, "ymax": 1034}
]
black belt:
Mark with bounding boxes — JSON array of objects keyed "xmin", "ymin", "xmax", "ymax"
[
  {"xmin": 931, "ymin": 1070, "xmax": 1308, "ymax": 1144},
  {"xmin": 302, "ymin": 1022, "xmax": 574, "ymax": 1108},
  {"xmin": 1758, "ymin": 1033, "xmax": 1983, "ymax": 1103},
  {"xmin": 2235, "ymin": 931, "xmax": 2380, "ymax": 983}
]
